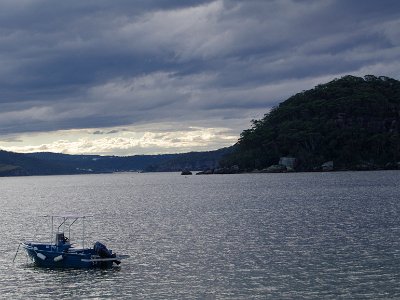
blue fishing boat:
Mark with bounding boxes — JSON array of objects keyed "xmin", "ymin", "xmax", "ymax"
[{"xmin": 17, "ymin": 214, "xmax": 129, "ymax": 268}]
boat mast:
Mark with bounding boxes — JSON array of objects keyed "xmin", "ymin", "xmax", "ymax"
[
  {"xmin": 51, "ymin": 216, "xmax": 54, "ymax": 248},
  {"xmin": 69, "ymin": 217, "xmax": 78, "ymax": 241},
  {"xmin": 82, "ymin": 216, "xmax": 85, "ymax": 249}
]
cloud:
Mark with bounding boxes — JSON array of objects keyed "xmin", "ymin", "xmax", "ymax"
[
  {"xmin": 0, "ymin": 137, "xmax": 23, "ymax": 143},
  {"xmin": 0, "ymin": 123, "xmax": 238, "ymax": 155},
  {"xmin": 0, "ymin": 0, "xmax": 399, "ymax": 154},
  {"xmin": 92, "ymin": 129, "xmax": 120, "ymax": 135}
]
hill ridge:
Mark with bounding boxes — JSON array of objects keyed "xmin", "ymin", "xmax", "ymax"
[{"xmin": 221, "ymin": 75, "xmax": 400, "ymax": 171}]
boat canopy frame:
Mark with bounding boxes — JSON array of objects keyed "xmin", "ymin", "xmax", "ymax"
[{"xmin": 39, "ymin": 214, "xmax": 93, "ymax": 249}]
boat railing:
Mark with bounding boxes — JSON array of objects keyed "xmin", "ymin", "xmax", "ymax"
[{"xmin": 38, "ymin": 214, "xmax": 93, "ymax": 249}]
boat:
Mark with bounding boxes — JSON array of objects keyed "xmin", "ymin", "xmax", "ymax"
[{"xmin": 17, "ymin": 214, "xmax": 129, "ymax": 268}]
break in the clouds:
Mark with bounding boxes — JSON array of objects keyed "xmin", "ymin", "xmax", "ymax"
[
  {"xmin": 0, "ymin": 0, "xmax": 399, "ymax": 155},
  {"xmin": 0, "ymin": 122, "xmax": 239, "ymax": 156}
]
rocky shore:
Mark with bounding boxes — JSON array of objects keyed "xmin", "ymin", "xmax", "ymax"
[{"xmin": 192, "ymin": 157, "xmax": 400, "ymax": 175}]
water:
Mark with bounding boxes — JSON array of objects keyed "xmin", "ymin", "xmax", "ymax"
[{"xmin": 1, "ymin": 171, "xmax": 400, "ymax": 299}]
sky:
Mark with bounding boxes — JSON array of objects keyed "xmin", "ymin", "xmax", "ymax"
[{"xmin": 0, "ymin": 0, "xmax": 399, "ymax": 156}]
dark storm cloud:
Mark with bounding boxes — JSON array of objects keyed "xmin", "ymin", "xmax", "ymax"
[{"xmin": 0, "ymin": 0, "xmax": 399, "ymax": 134}]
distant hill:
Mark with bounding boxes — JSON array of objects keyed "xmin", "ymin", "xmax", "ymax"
[
  {"xmin": 0, "ymin": 150, "xmax": 84, "ymax": 176},
  {"xmin": 143, "ymin": 147, "xmax": 234, "ymax": 172},
  {"xmin": 0, "ymin": 147, "xmax": 233, "ymax": 176},
  {"xmin": 221, "ymin": 75, "xmax": 400, "ymax": 171}
]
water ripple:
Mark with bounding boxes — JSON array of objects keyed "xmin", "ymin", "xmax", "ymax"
[{"xmin": 1, "ymin": 171, "xmax": 400, "ymax": 298}]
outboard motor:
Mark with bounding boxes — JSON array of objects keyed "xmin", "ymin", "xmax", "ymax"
[{"xmin": 93, "ymin": 242, "xmax": 120, "ymax": 265}]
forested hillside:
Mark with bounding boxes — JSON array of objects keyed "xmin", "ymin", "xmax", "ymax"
[{"xmin": 221, "ymin": 75, "xmax": 400, "ymax": 171}]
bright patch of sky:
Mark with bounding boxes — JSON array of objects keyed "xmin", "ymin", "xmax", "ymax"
[{"xmin": 0, "ymin": 121, "xmax": 240, "ymax": 155}]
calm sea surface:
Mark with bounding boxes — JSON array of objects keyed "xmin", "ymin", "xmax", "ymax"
[{"xmin": 1, "ymin": 171, "xmax": 400, "ymax": 299}]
